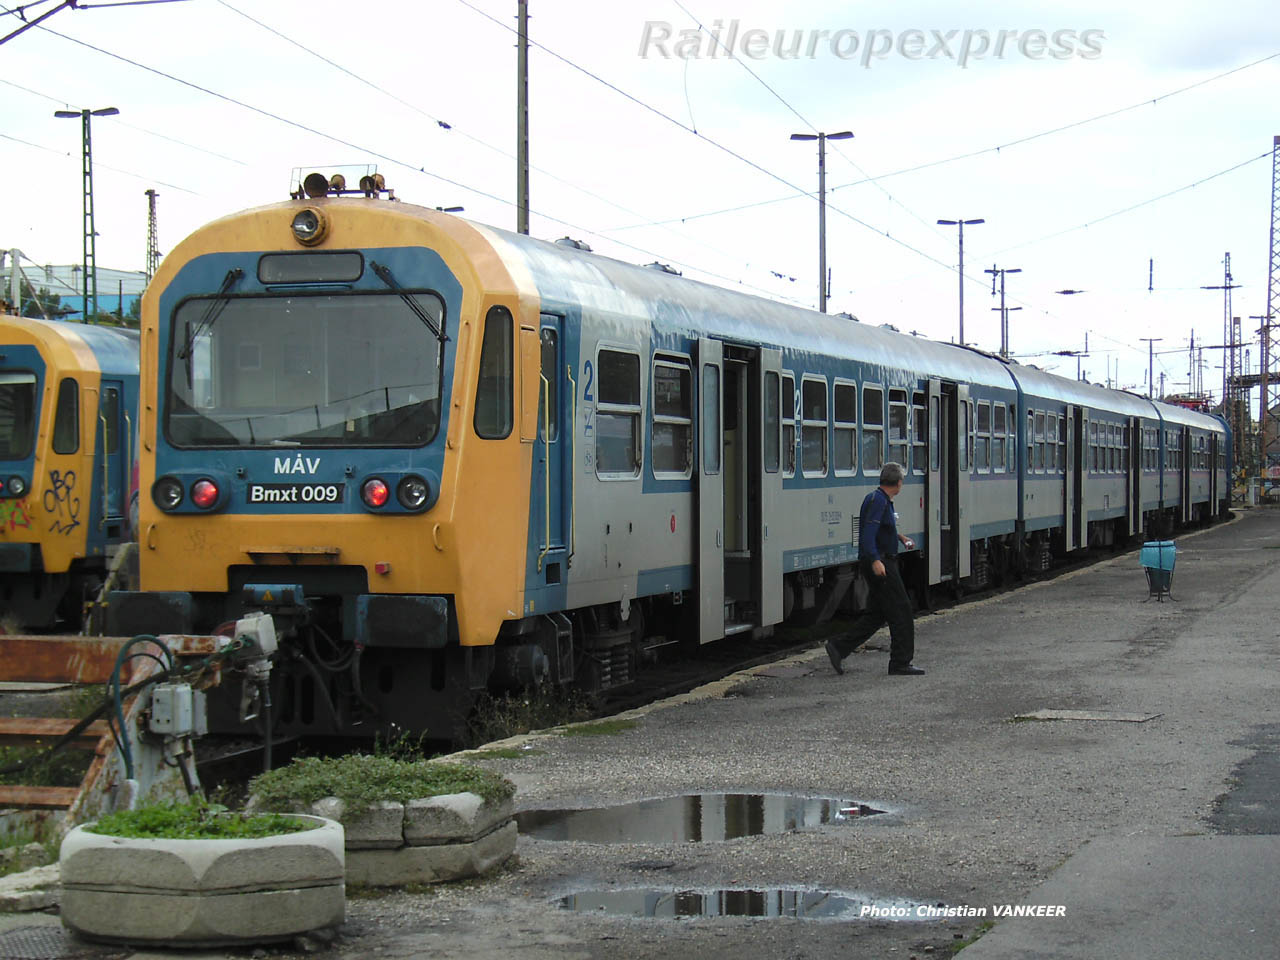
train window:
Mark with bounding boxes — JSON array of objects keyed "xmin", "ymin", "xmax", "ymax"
[
  {"xmin": 833, "ymin": 382, "xmax": 857, "ymax": 476},
  {"xmin": 701, "ymin": 364, "xmax": 720, "ymax": 475},
  {"xmin": 1028, "ymin": 412, "xmax": 1036, "ymax": 473},
  {"xmin": 764, "ymin": 371, "xmax": 780, "ymax": 474},
  {"xmin": 540, "ymin": 330, "xmax": 559, "ymax": 442},
  {"xmin": 652, "ymin": 358, "xmax": 692, "ymax": 478},
  {"xmin": 1058, "ymin": 416, "xmax": 1067, "ymax": 473},
  {"xmin": 1110, "ymin": 425, "xmax": 1118, "ymax": 472},
  {"xmin": 911, "ymin": 392, "xmax": 927, "ymax": 474},
  {"xmin": 976, "ymin": 401, "xmax": 991, "ymax": 472},
  {"xmin": 475, "ymin": 306, "xmax": 514, "ymax": 439},
  {"xmin": 782, "ymin": 374, "xmax": 796, "ymax": 478},
  {"xmin": 888, "ymin": 389, "xmax": 909, "ymax": 467},
  {"xmin": 597, "ymin": 349, "xmax": 642, "ymax": 477},
  {"xmin": 801, "ymin": 377, "xmax": 828, "ymax": 476},
  {"xmin": 929, "ymin": 397, "xmax": 939, "ymax": 472},
  {"xmin": 863, "ymin": 385, "xmax": 884, "ymax": 473},
  {"xmin": 1035, "ymin": 411, "xmax": 1045, "ymax": 472},
  {"xmin": 101, "ymin": 387, "xmax": 120, "ymax": 455},
  {"xmin": 992, "ymin": 401, "xmax": 1006, "ymax": 472},
  {"xmin": 1089, "ymin": 421, "xmax": 1098, "ymax": 472},
  {"xmin": 960, "ymin": 401, "xmax": 970, "ymax": 472},
  {"xmin": 0, "ymin": 372, "xmax": 38, "ymax": 460},
  {"xmin": 52, "ymin": 377, "xmax": 79, "ymax": 455},
  {"xmin": 1045, "ymin": 414, "xmax": 1056, "ymax": 471}
]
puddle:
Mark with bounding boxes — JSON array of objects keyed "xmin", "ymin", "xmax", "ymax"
[
  {"xmin": 516, "ymin": 793, "xmax": 884, "ymax": 843},
  {"xmin": 559, "ymin": 888, "xmax": 936, "ymax": 920}
]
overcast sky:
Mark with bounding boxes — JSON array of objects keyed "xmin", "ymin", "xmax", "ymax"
[{"xmin": 3, "ymin": 0, "xmax": 1279, "ymax": 400}]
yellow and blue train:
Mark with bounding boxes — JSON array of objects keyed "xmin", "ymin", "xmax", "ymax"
[
  {"xmin": 106, "ymin": 182, "xmax": 1229, "ymax": 739},
  {"xmin": 0, "ymin": 314, "xmax": 139, "ymax": 628}
]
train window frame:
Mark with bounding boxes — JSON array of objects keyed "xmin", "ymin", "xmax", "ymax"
[
  {"xmin": 1058, "ymin": 415, "xmax": 1067, "ymax": 474},
  {"xmin": 650, "ymin": 354, "xmax": 693, "ymax": 480},
  {"xmin": 800, "ymin": 375, "xmax": 828, "ymax": 478},
  {"xmin": 1027, "ymin": 411, "xmax": 1036, "ymax": 473},
  {"xmin": 595, "ymin": 346, "xmax": 643, "ymax": 480},
  {"xmin": 888, "ymin": 388, "xmax": 909, "ymax": 468},
  {"xmin": 539, "ymin": 328, "xmax": 559, "ymax": 443},
  {"xmin": 764, "ymin": 370, "xmax": 780, "ymax": 474},
  {"xmin": 992, "ymin": 400, "xmax": 1007, "ymax": 473},
  {"xmin": 960, "ymin": 400, "xmax": 970, "ymax": 473},
  {"xmin": 975, "ymin": 400, "xmax": 991, "ymax": 473},
  {"xmin": 1089, "ymin": 420, "xmax": 1098, "ymax": 472},
  {"xmin": 781, "ymin": 372, "xmax": 797, "ymax": 479},
  {"xmin": 833, "ymin": 379, "xmax": 857, "ymax": 477},
  {"xmin": 1034, "ymin": 409, "xmax": 1046, "ymax": 473},
  {"xmin": 862, "ymin": 383, "xmax": 884, "ymax": 475},
  {"xmin": 1045, "ymin": 413, "xmax": 1056, "ymax": 472},
  {"xmin": 51, "ymin": 376, "xmax": 79, "ymax": 455},
  {"xmin": 911, "ymin": 391, "xmax": 927, "ymax": 475},
  {"xmin": 701, "ymin": 363, "xmax": 720, "ymax": 476}
]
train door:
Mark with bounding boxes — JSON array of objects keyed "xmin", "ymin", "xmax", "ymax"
[
  {"xmin": 1210, "ymin": 433, "xmax": 1220, "ymax": 512},
  {"xmin": 1127, "ymin": 416, "xmax": 1141, "ymax": 536},
  {"xmin": 1064, "ymin": 404, "xmax": 1078, "ymax": 550},
  {"xmin": 1072, "ymin": 407, "xmax": 1086, "ymax": 549},
  {"xmin": 697, "ymin": 337, "xmax": 725, "ymax": 644},
  {"xmin": 757, "ymin": 348, "xmax": 783, "ymax": 626},
  {"xmin": 1180, "ymin": 426, "xmax": 1192, "ymax": 523},
  {"xmin": 97, "ymin": 379, "xmax": 126, "ymax": 535},
  {"xmin": 927, "ymin": 379, "xmax": 960, "ymax": 582},
  {"xmin": 536, "ymin": 316, "xmax": 568, "ymax": 566},
  {"xmin": 956, "ymin": 384, "xmax": 971, "ymax": 578}
]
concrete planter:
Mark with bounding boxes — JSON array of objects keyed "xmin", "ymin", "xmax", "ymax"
[
  {"xmin": 59, "ymin": 815, "xmax": 344, "ymax": 947},
  {"xmin": 289, "ymin": 793, "xmax": 515, "ymax": 887}
]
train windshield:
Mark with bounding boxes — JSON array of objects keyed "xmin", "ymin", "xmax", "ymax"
[
  {"xmin": 0, "ymin": 372, "xmax": 37, "ymax": 460},
  {"xmin": 165, "ymin": 291, "xmax": 444, "ymax": 447}
]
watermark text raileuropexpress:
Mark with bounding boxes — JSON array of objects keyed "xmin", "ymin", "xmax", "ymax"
[{"xmin": 639, "ymin": 22, "xmax": 1105, "ymax": 68}]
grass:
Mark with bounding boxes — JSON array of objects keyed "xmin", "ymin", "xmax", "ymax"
[
  {"xmin": 461, "ymin": 690, "xmax": 596, "ymax": 747},
  {"xmin": 463, "ymin": 747, "xmax": 545, "ymax": 761},
  {"xmin": 950, "ymin": 920, "xmax": 996, "ymax": 954},
  {"xmin": 87, "ymin": 801, "xmax": 316, "ymax": 840},
  {"xmin": 249, "ymin": 754, "xmax": 515, "ymax": 815},
  {"xmin": 559, "ymin": 718, "xmax": 637, "ymax": 737}
]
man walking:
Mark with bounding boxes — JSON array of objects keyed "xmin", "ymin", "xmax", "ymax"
[{"xmin": 825, "ymin": 462, "xmax": 925, "ymax": 676}]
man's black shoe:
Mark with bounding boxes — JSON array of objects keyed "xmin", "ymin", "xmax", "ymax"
[
  {"xmin": 888, "ymin": 664, "xmax": 926, "ymax": 676},
  {"xmin": 825, "ymin": 639, "xmax": 844, "ymax": 675}
]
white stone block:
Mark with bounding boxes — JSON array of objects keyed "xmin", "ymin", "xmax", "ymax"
[
  {"xmin": 404, "ymin": 792, "xmax": 513, "ymax": 846},
  {"xmin": 347, "ymin": 820, "xmax": 516, "ymax": 887}
]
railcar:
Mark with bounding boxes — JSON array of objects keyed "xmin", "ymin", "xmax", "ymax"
[
  {"xmin": 105, "ymin": 184, "xmax": 1228, "ymax": 740},
  {"xmin": 0, "ymin": 314, "xmax": 139, "ymax": 628}
]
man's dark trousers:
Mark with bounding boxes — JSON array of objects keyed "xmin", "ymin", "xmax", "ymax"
[{"xmin": 828, "ymin": 556, "xmax": 915, "ymax": 669}]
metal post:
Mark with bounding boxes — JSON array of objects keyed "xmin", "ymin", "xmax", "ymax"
[
  {"xmin": 56, "ymin": 106, "xmax": 118, "ymax": 322},
  {"xmin": 516, "ymin": 0, "xmax": 529, "ymax": 235},
  {"xmin": 1141, "ymin": 338, "xmax": 1162, "ymax": 399},
  {"xmin": 817, "ymin": 133, "xmax": 827, "ymax": 312},
  {"xmin": 985, "ymin": 264, "xmax": 1020, "ymax": 358},
  {"xmin": 144, "ymin": 188, "xmax": 159, "ymax": 286},
  {"xmin": 938, "ymin": 218, "xmax": 984, "ymax": 345}
]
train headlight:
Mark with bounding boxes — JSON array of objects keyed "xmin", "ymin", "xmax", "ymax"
[
  {"xmin": 6, "ymin": 476, "xmax": 26, "ymax": 497},
  {"xmin": 396, "ymin": 475, "xmax": 430, "ymax": 510},
  {"xmin": 191, "ymin": 478, "xmax": 220, "ymax": 510},
  {"xmin": 291, "ymin": 207, "xmax": 328, "ymax": 246},
  {"xmin": 361, "ymin": 478, "xmax": 390, "ymax": 508},
  {"xmin": 153, "ymin": 476, "xmax": 184, "ymax": 511}
]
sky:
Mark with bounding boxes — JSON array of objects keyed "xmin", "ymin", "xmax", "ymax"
[{"xmin": 2, "ymin": 0, "xmax": 1279, "ymax": 403}]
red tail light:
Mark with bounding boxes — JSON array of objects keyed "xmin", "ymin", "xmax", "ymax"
[
  {"xmin": 361, "ymin": 478, "xmax": 389, "ymax": 508},
  {"xmin": 191, "ymin": 479, "xmax": 219, "ymax": 509}
]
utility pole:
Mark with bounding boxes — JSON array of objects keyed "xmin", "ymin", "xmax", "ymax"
[
  {"xmin": 791, "ymin": 130, "xmax": 853, "ymax": 312},
  {"xmin": 144, "ymin": 188, "xmax": 159, "ymax": 287},
  {"xmin": 516, "ymin": 0, "xmax": 530, "ymax": 235},
  {"xmin": 985, "ymin": 263, "xmax": 1021, "ymax": 358},
  {"xmin": 54, "ymin": 105, "xmax": 119, "ymax": 322},
  {"xmin": 1251, "ymin": 314, "xmax": 1275, "ymax": 477},
  {"xmin": 1263, "ymin": 135, "xmax": 1280, "ymax": 477},
  {"xmin": 1140, "ymin": 337, "xmax": 1162, "ymax": 399},
  {"xmin": 1200, "ymin": 252, "xmax": 1240, "ymax": 405},
  {"xmin": 938, "ymin": 217, "xmax": 984, "ymax": 345}
]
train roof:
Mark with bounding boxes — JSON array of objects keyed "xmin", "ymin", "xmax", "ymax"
[
  {"xmin": 478, "ymin": 218, "xmax": 1017, "ymax": 391},
  {"xmin": 0, "ymin": 314, "xmax": 139, "ymax": 377}
]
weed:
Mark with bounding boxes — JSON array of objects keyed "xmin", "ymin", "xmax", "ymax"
[
  {"xmin": 88, "ymin": 800, "xmax": 315, "ymax": 839},
  {"xmin": 0, "ymin": 744, "xmax": 92, "ymax": 788},
  {"xmin": 249, "ymin": 755, "xmax": 514, "ymax": 815},
  {"xmin": 461, "ymin": 690, "xmax": 596, "ymax": 747},
  {"xmin": 950, "ymin": 920, "xmax": 996, "ymax": 955},
  {"xmin": 464, "ymin": 747, "xmax": 545, "ymax": 761}
]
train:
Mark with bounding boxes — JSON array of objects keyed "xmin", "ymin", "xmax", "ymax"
[
  {"xmin": 105, "ymin": 178, "xmax": 1229, "ymax": 740},
  {"xmin": 0, "ymin": 314, "xmax": 140, "ymax": 629}
]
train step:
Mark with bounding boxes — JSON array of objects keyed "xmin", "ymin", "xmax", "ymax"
[{"xmin": 0, "ymin": 633, "xmax": 220, "ymax": 831}]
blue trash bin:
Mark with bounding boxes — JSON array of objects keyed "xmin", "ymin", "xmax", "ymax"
[{"xmin": 1140, "ymin": 540, "xmax": 1176, "ymax": 598}]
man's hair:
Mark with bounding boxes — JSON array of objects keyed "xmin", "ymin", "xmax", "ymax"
[{"xmin": 880, "ymin": 462, "xmax": 905, "ymax": 487}]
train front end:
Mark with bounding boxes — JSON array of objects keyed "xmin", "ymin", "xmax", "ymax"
[{"xmin": 109, "ymin": 193, "xmax": 539, "ymax": 739}]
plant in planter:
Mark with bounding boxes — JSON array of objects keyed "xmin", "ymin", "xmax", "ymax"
[
  {"xmin": 249, "ymin": 755, "xmax": 517, "ymax": 887},
  {"xmin": 60, "ymin": 800, "xmax": 345, "ymax": 947}
]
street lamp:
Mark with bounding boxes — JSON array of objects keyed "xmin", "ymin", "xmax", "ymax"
[
  {"xmin": 791, "ymin": 130, "xmax": 853, "ymax": 313},
  {"xmin": 937, "ymin": 217, "xmax": 984, "ymax": 345},
  {"xmin": 55, "ymin": 106, "xmax": 119, "ymax": 323}
]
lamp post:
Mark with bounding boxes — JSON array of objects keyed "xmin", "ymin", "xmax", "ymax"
[
  {"xmin": 55, "ymin": 106, "xmax": 119, "ymax": 323},
  {"xmin": 791, "ymin": 130, "xmax": 853, "ymax": 313},
  {"xmin": 937, "ymin": 217, "xmax": 984, "ymax": 345}
]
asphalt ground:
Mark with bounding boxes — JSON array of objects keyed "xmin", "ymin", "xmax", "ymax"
[{"xmin": 4, "ymin": 507, "xmax": 1278, "ymax": 959}]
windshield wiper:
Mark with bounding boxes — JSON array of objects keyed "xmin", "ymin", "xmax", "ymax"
[
  {"xmin": 178, "ymin": 268, "xmax": 243, "ymax": 362},
  {"xmin": 370, "ymin": 262, "xmax": 447, "ymax": 344}
]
